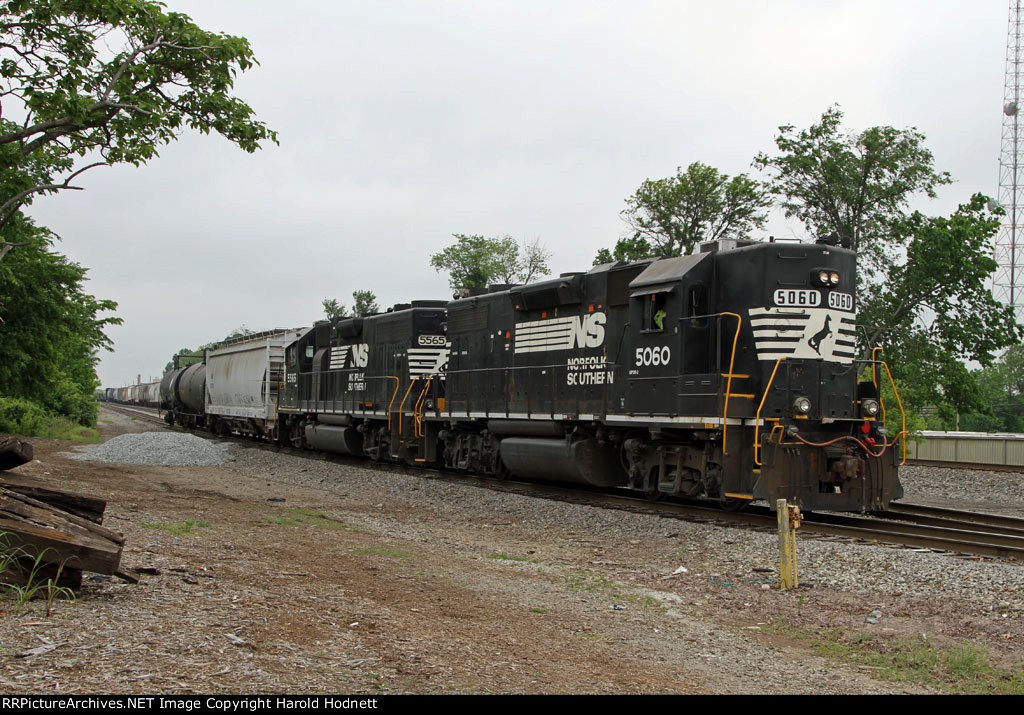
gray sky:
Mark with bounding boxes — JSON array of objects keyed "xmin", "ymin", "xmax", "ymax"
[{"xmin": 24, "ymin": 0, "xmax": 1009, "ymax": 387}]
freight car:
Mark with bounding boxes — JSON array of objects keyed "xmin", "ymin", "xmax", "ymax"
[
  {"xmin": 150, "ymin": 236, "xmax": 904, "ymax": 513},
  {"xmin": 105, "ymin": 380, "xmax": 160, "ymax": 408}
]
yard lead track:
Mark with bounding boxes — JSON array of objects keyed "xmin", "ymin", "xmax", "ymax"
[{"xmin": 99, "ymin": 403, "xmax": 1024, "ymax": 562}]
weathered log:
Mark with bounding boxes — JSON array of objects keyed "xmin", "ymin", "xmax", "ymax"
[
  {"xmin": 0, "ymin": 438, "xmax": 33, "ymax": 471},
  {"xmin": 0, "ymin": 488, "xmax": 123, "ymax": 576},
  {"xmin": 0, "ymin": 473, "xmax": 106, "ymax": 523}
]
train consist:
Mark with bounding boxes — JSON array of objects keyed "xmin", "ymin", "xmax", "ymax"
[{"xmin": 109, "ymin": 237, "xmax": 905, "ymax": 513}]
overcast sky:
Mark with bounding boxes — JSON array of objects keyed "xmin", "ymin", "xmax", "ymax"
[{"xmin": 23, "ymin": 0, "xmax": 1010, "ymax": 387}]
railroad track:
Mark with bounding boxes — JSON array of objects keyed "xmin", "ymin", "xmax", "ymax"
[{"xmin": 98, "ymin": 403, "xmax": 1024, "ymax": 562}]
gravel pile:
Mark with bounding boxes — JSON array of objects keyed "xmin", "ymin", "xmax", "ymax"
[{"xmin": 66, "ymin": 432, "xmax": 233, "ymax": 466}]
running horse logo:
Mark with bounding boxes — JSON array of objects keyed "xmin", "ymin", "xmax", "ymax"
[{"xmin": 807, "ymin": 314, "xmax": 832, "ymax": 355}]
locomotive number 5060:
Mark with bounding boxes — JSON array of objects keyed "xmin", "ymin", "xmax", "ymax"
[{"xmin": 635, "ymin": 346, "xmax": 671, "ymax": 367}]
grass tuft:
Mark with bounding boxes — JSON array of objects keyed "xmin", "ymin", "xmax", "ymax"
[
  {"xmin": 0, "ymin": 533, "xmax": 76, "ymax": 615},
  {"xmin": 768, "ymin": 625, "xmax": 1024, "ymax": 694}
]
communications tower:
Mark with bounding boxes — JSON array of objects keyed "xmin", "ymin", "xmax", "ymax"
[{"xmin": 996, "ymin": 0, "xmax": 1024, "ymax": 322}]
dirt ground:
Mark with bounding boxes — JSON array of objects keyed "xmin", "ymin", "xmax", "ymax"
[{"xmin": 0, "ymin": 409, "xmax": 1021, "ymax": 694}]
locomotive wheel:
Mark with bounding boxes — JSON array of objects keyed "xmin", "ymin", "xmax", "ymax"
[
  {"xmin": 643, "ymin": 467, "xmax": 665, "ymax": 501},
  {"xmin": 493, "ymin": 460, "xmax": 512, "ymax": 481},
  {"xmin": 645, "ymin": 486, "xmax": 668, "ymax": 501}
]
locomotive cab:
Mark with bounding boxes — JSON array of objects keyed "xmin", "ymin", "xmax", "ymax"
[{"xmin": 714, "ymin": 240, "xmax": 902, "ymax": 512}]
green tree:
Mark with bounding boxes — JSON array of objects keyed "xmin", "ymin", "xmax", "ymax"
[
  {"xmin": 322, "ymin": 298, "xmax": 346, "ymax": 321},
  {"xmin": 755, "ymin": 107, "xmax": 1020, "ymax": 417},
  {"xmin": 351, "ymin": 290, "xmax": 379, "ymax": 317},
  {"xmin": 431, "ymin": 234, "xmax": 551, "ymax": 292},
  {"xmin": 0, "ymin": 0, "xmax": 277, "ymax": 255},
  {"xmin": 0, "ymin": 218, "xmax": 120, "ymax": 425},
  {"xmin": 597, "ymin": 162, "xmax": 770, "ymax": 263},
  {"xmin": 960, "ymin": 343, "xmax": 1024, "ymax": 432},
  {"xmin": 322, "ymin": 289, "xmax": 378, "ymax": 321},
  {"xmin": 753, "ymin": 105, "xmax": 952, "ymax": 284},
  {"xmin": 593, "ymin": 236, "xmax": 653, "ymax": 266}
]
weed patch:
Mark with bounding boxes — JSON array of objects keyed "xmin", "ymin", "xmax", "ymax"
[
  {"xmin": 564, "ymin": 569, "xmax": 659, "ymax": 609},
  {"xmin": 0, "ymin": 533, "xmax": 75, "ymax": 615},
  {"xmin": 767, "ymin": 624, "xmax": 1024, "ymax": 694}
]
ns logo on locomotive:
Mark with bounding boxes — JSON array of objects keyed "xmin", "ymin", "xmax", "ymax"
[{"xmin": 144, "ymin": 236, "xmax": 903, "ymax": 513}]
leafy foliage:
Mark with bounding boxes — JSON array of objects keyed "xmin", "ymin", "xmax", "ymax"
[
  {"xmin": 431, "ymin": 234, "xmax": 551, "ymax": 292},
  {"xmin": 597, "ymin": 162, "xmax": 770, "ymax": 263},
  {"xmin": 351, "ymin": 290, "xmax": 378, "ymax": 317},
  {"xmin": 322, "ymin": 289, "xmax": 379, "ymax": 321},
  {"xmin": 0, "ymin": 0, "xmax": 277, "ymax": 242},
  {"xmin": 593, "ymin": 236, "xmax": 654, "ymax": 266},
  {"xmin": 863, "ymin": 195, "xmax": 1020, "ymax": 361},
  {"xmin": 322, "ymin": 297, "xmax": 345, "ymax": 321},
  {"xmin": 754, "ymin": 105, "xmax": 952, "ymax": 284},
  {"xmin": 0, "ymin": 218, "xmax": 119, "ymax": 426},
  {"xmin": 756, "ymin": 107, "xmax": 1019, "ymax": 418},
  {"xmin": 959, "ymin": 345, "xmax": 1024, "ymax": 432}
]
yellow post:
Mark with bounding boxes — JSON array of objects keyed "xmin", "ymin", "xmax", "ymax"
[{"xmin": 777, "ymin": 498, "xmax": 801, "ymax": 589}]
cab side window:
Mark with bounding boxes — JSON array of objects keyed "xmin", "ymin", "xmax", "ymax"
[{"xmin": 644, "ymin": 293, "xmax": 668, "ymax": 331}]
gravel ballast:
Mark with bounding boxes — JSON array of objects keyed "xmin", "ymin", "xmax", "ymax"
[
  {"xmin": 65, "ymin": 432, "xmax": 233, "ymax": 466},
  {"xmin": 13, "ymin": 408, "xmax": 1017, "ymax": 694}
]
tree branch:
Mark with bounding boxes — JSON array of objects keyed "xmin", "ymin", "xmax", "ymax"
[{"xmin": 0, "ymin": 161, "xmax": 107, "ymax": 227}]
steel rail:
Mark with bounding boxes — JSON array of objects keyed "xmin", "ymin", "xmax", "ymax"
[{"xmin": 98, "ymin": 404, "xmax": 1024, "ymax": 561}]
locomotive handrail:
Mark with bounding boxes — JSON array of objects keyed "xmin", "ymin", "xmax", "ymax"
[
  {"xmin": 385, "ymin": 376, "xmax": 400, "ymax": 431},
  {"xmin": 877, "ymin": 359, "xmax": 908, "ymax": 465},
  {"xmin": 719, "ymin": 312, "xmax": 742, "ymax": 456},
  {"xmin": 413, "ymin": 376, "xmax": 434, "ymax": 438},
  {"xmin": 872, "ymin": 346, "xmax": 882, "ymax": 393},
  {"xmin": 861, "ymin": 350, "xmax": 908, "ymax": 465},
  {"xmin": 754, "ymin": 357, "xmax": 787, "ymax": 467},
  {"xmin": 396, "ymin": 376, "xmax": 421, "ymax": 435},
  {"xmin": 298, "ymin": 370, "xmax": 400, "ymax": 422}
]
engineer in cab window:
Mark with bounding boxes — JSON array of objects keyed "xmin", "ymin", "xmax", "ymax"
[{"xmin": 647, "ymin": 293, "xmax": 667, "ymax": 331}]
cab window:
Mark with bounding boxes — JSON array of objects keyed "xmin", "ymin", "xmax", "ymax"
[{"xmin": 643, "ymin": 293, "xmax": 668, "ymax": 331}]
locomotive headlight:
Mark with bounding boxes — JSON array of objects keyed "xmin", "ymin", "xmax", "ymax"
[
  {"xmin": 829, "ymin": 271, "xmax": 841, "ymax": 285},
  {"xmin": 817, "ymin": 270, "xmax": 830, "ymax": 285},
  {"xmin": 861, "ymin": 399, "xmax": 880, "ymax": 417},
  {"xmin": 793, "ymin": 396, "xmax": 812, "ymax": 415}
]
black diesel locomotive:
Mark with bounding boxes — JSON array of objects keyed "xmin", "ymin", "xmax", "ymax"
[{"xmin": 158, "ymin": 237, "xmax": 904, "ymax": 513}]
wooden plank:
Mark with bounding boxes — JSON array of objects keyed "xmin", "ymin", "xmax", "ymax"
[
  {"xmin": 1, "ymin": 560, "xmax": 82, "ymax": 590},
  {"xmin": 0, "ymin": 473, "xmax": 106, "ymax": 523},
  {"xmin": 0, "ymin": 488, "xmax": 123, "ymax": 575},
  {"xmin": 0, "ymin": 489, "xmax": 123, "ymax": 545},
  {"xmin": 0, "ymin": 516, "xmax": 122, "ymax": 575}
]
